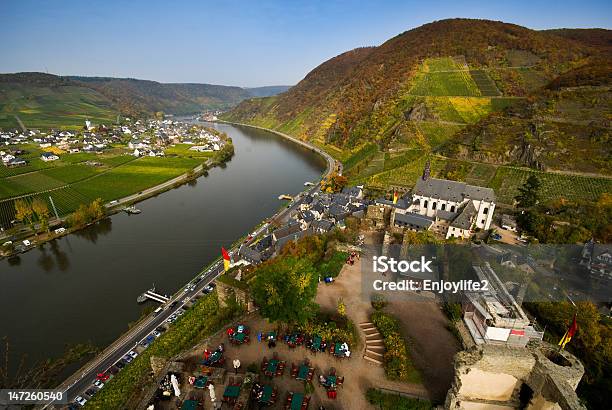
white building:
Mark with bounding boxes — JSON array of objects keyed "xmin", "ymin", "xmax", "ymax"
[{"xmin": 392, "ymin": 163, "xmax": 496, "ymax": 239}]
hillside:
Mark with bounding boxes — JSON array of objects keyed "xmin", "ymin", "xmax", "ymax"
[
  {"xmin": 68, "ymin": 76, "xmax": 253, "ymax": 117},
  {"xmin": 223, "ymin": 19, "xmax": 611, "ymax": 180},
  {"xmin": 0, "ymin": 73, "xmax": 290, "ymax": 129},
  {"xmin": 0, "ymin": 73, "xmax": 118, "ymax": 129}
]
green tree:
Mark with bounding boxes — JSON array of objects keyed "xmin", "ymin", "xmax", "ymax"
[
  {"xmin": 250, "ymin": 256, "xmax": 318, "ymax": 324},
  {"xmin": 515, "ymin": 174, "xmax": 540, "ymax": 208}
]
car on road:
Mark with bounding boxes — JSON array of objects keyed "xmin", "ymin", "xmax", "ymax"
[
  {"xmin": 170, "ymin": 301, "xmax": 178, "ymax": 308},
  {"xmin": 176, "ymin": 309, "xmax": 184, "ymax": 316},
  {"xmin": 202, "ymin": 283, "xmax": 216, "ymax": 294},
  {"xmin": 93, "ymin": 379, "xmax": 105, "ymax": 389},
  {"xmin": 128, "ymin": 350, "xmax": 138, "ymax": 359},
  {"xmin": 182, "ymin": 297, "xmax": 190, "ymax": 303},
  {"xmin": 75, "ymin": 396, "xmax": 87, "ymax": 406}
]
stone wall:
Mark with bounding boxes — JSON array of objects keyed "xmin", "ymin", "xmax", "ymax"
[
  {"xmin": 445, "ymin": 343, "xmax": 585, "ymax": 410},
  {"xmin": 216, "ymin": 279, "xmax": 255, "ymax": 312}
]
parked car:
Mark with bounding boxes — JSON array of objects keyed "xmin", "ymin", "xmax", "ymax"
[
  {"xmin": 96, "ymin": 372, "xmax": 110, "ymax": 382},
  {"xmin": 115, "ymin": 360, "xmax": 125, "ymax": 369},
  {"xmin": 122, "ymin": 355, "xmax": 133, "ymax": 363},
  {"xmin": 75, "ymin": 396, "xmax": 87, "ymax": 406},
  {"xmin": 128, "ymin": 350, "xmax": 138, "ymax": 359},
  {"xmin": 93, "ymin": 379, "xmax": 104, "ymax": 389},
  {"xmin": 152, "ymin": 330, "xmax": 161, "ymax": 338},
  {"xmin": 85, "ymin": 388, "xmax": 97, "ymax": 398},
  {"xmin": 155, "ymin": 326, "xmax": 166, "ymax": 333}
]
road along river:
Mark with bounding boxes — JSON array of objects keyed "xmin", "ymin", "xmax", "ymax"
[{"xmin": 0, "ymin": 122, "xmax": 326, "ymax": 380}]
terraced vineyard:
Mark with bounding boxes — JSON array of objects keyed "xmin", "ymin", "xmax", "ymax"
[{"xmin": 488, "ymin": 167, "xmax": 612, "ymax": 204}]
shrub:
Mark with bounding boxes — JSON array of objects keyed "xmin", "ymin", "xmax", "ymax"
[{"xmin": 371, "ymin": 311, "xmax": 421, "ymax": 383}]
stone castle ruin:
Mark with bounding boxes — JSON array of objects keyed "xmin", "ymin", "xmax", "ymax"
[{"xmin": 445, "ymin": 343, "xmax": 585, "ymax": 410}]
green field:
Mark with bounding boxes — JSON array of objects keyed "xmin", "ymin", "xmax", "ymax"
[
  {"xmin": 164, "ymin": 144, "xmax": 215, "ymax": 158},
  {"xmin": 71, "ymin": 157, "xmax": 200, "ymax": 201},
  {"xmin": 409, "ymin": 70, "xmax": 481, "ymax": 96},
  {"xmin": 0, "ymin": 151, "xmax": 205, "ymax": 228}
]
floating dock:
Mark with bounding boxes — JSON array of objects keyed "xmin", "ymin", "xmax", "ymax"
[{"xmin": 278, "ymin": 194, "xmax": 293, "ymax": 200}]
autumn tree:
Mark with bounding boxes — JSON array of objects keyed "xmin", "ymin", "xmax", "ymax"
[
  {"xmin": 31, "ymin": 198, "xmax": 50, "ymax": 233},
  {"xmin": 14, "ymin": 199, "xmax": 33, "ymax": 229}
]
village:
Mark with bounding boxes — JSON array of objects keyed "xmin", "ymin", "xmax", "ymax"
[{"xmin": 0, "ymin": 118, "xmax": 224, "ymax": 167}]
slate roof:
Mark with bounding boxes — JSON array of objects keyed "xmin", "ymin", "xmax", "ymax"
[
  {"xmin": 272, "ymin": 222, "xmax": 301, "ymax": 241},
  {"xmin": 414, "ymin": 177, "xmax": 495, "ymax": 202},
  {"xmin": 238, "ymin": 244, "xmax": 262, "ymax": 264},
  {"xmin": 394, "ymin": 212, "xmax": 434, "ymax": 229},
  {"xmin": 254, "ymin": 235, "xmax": 272, "ymax": 252},
  {"xmin": 450, "ymin": 201, "xmax": 477, "ymax": 230},
  {"xmin": 311, "ymin": 219, "xmax": 334, "ymax": 232}
]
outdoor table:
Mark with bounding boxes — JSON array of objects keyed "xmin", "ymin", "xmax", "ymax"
[
  {"xmin": 296, "ymin": 365, "xmax": 309, "ymax": 381},
  {"xmin": 224, "ymin": 385, "xmax": 241, "ymax": 399},
  {"xmin": 233, "ymin": 332, "xmax": 246, "ymax": 343},
  {"xmin": 333, "ymin": 343, "xmax": 343, "ymax": 356},
  {"xmin": 311, "ymin": 335, "xmax": 322, "ymax": 351},
  {"xmin": 181, "ymin": 399, "xmax": 198, "ymax": 410},
  {"xmin": 206, "ymin": 350, "xmax": 222, "ymax": 364},
  {"xmin": 266, "ymin": 359, "xmax": 279, "ymax": 375},
  {"xmin": 259, "ymin": 385, "xmax": 273, "ymax": 403},
  {"xmin": 194, "ymin": 375, "xmax": 208, "ymax": 388},
  {"xmin": 290, "ymin": 393, "xmax": 305, "ymax": 410},
  {"xmin": 325, "ymin": 375, "xmax": 337, "ymax": 387}
]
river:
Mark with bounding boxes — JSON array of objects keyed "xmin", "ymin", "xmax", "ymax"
[{"xmin": 0, "ymin": 122, "xmax": 326, "ymax": 378}]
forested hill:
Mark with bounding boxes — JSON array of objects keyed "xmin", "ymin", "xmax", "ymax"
[
  {"xmin": 222, "ymin": 19, "xmax": 611, "ymax": 175},
  {"xmin": 0, "ymin": 73, "xmax": 290, "ymax": 129}
]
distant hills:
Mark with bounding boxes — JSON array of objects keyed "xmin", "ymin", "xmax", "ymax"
[
  {"xmin": 0, "ymin": 72, "xmax": 290, "ymax": 129},
  {"xmin": 223, "ymin": 19, "xmax": 611, "ymax": 176}
]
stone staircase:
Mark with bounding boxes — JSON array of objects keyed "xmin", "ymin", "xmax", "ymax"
[{"xmin": 359, "ymin": 322, "xmax": 384, "ymax": 365}]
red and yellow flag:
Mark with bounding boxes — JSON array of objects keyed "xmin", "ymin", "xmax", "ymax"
[
  {"xmin": 558, "ymin": 313, "xmax": 578, "ymax": 349},
  {"xmin": 222, "ymin": 247, "xmax": 231, "ymax": 271},
  {"xmin": 393, "ymin": 191, "xmax": 399, "ymax": 204}
]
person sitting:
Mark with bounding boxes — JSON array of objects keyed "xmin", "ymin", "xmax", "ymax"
[{"xmin": 319, "ymin": 375, "xmax": 326, "ymax": 385}]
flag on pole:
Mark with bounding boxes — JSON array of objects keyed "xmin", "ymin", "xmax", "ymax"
[
  {"xmin": 393, "ymin": 191, "xmax": 399, "ymax": 204},
  {"xmin": 222, "ymin": 247, "xmax": 231, "ymax": 271},
  {"xmin": 558, "ymin": 313, "xmax": 578, "ymax": 349}
]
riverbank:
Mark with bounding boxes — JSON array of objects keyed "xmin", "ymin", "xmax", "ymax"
[{"xmin": 215, "ymin": 120, "xmax": 340, "ymax": 177}]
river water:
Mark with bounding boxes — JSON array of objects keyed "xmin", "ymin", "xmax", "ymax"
[{"xmin": 0, "ymin": 122, "xmax": 325, "ymax": 376}]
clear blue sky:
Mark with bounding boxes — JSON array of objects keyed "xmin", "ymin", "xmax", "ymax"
[{"xmin": 1, "ymin": 0, "xmax": 610, "ymax": 87}]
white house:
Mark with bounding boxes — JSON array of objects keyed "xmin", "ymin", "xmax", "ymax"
[{"xmin": 41, "ymin": 152, "xmax": 59, "ymax": 162}]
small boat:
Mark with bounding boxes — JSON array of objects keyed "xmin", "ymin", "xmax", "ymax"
[
  {"xmin": 304, "ymin": 181, "xmax": 314, "ymax": 186},
  {"xmin": 124, "ymin": 206, "xmax": 142, "ymax": 214},
  {"xmin": 278, "ymin": 194, "xmax": 293, "ymax": 200},
  {"xmin": 137, "ymin": 285, "xmax": 156, "ymax": 303}
]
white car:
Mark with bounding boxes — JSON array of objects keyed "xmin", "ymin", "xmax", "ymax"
[
  {"xmin": 152, "ymin": 330, "xmax": 161, "ymax": 338},
  {"xmin": 123, "ymin": 354, "xmax": 133, "ymax": 363},
  {"xmin": 128, "ymin": 350, "xmax": 138, "ymax": 359},
  {"xmin": 93, "ymin": 380, "xmax": 104, "ymax": 389},
  {"xmin": 182, "ymin": 297, "xmax": 190, "ymax": 303},
  {"xmin": 75, "ymin": 396, "xmax": 87, "ymax": 406}
]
